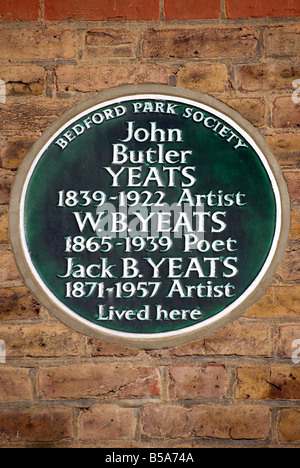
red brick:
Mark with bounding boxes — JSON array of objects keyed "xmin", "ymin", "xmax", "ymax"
[
  {"xmin": 0, "ymin": 409, "xmax": 72, "ymax": 443},
  {"xmin": 278, "ymin": 409, "xmax": 300, "ymax": 442},
  {"xmin": 274, "ymin": 324, "xmax": 300, "ymax": 358},
  {"xmin": 169, "ymin": 364, "xmax": 228, "ymax": 399},
  {"xmin": 283, "ymin": 169, "xmax": 300, "ymax": 203},
  {"xmin": 272, "ymin": 97, "xmax": 300, "ymax": 128},
  {"xmin": 38, "ymin": 363, "xmax": 160, "ymax": 399},
  {"xmin": 141, "ymin": 404, "xmax": 270, "ymax": 440},
  {"xmin": 0, "ymin": 367, "xmax": 33, "ymax": 402},
  {"xmin": 79, "ymin": 404, "xmax": 136, "ymax": 442},
  {"xmin": 165, "ymin": 0, "xmax": 220, "ymax": 20},
  {"xmin": 1, "ymin": 323, "xmax": 83, "ymax": 358},
  {"xmin": 235, "ymin": 365, "xmax": 300, "ymax": 400},
  {"xmin": 0, "ymin": 30, "xmax": 76, "ymax": 62},
  {"xmin": 154, "ymin": 321, "xmax": 271, "ymax": 358},
  {"xmin": 227, "ymin": 0, "xmax": 300, "ymax": 18},
  {"xmin": 45, "ymin": 0, "xmax": 160, "ymax": 21},
  {"xmin": 0, "ymin": 0, "xmax": 39, "ymax": 21}
]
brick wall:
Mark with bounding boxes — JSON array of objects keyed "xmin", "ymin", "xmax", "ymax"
[{"xmin": 0, "ymin": 0, "xmax": 299, "ymax": 448}]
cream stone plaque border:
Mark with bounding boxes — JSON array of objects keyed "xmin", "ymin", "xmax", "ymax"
[{"xmin": 9, "ymin": 85, "xmax": 290, "ymax": 349}]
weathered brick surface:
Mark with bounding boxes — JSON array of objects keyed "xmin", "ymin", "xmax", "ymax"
[
  {"xmin": 274, "ymin": 324, "xmax": 300, "ymax": 358},
  {"xmin": 56, "ymin": 64, "xmax": 169, "ymax": 94},
  {"xmin": 0, "ymin": 249, "xmax": 20, "ymax": 283},
  {"xmin": 0, "ymin": 134, "xmax": 37, "ymax": 170},
  {"xmin": 264, "ymin": 25, "xmax": 300, "ymax": 57},
  {"xmin": 0, "ymin": 170, "xmax": 15, "ymax": 205},
  {"xmin": 236, "ymin": 63, "xmax": 300, "ymax": 92},
  {"xmin": 235, "ymin": 365, "xmax": 300, "ymax": 400},
  {"xmin": 84, "ymin": 29, "xmax": 138, "ymax": 59},
  {"xmin": 222, "ymin": 97, "xmax": 266, "ymax": 127},
  {"xmin": 0, "ymin": 367, "xmax": 33, "ymax": 402},
  {"xmin": 142, "ymin": 27, "xmax": 259, "ymax": 59},
  {"xmin": 164, "ymin": 0, "xmax": 221, "ymax": 20},
  {"xmin": 278, "ymin": 410, "xmax": 300, "ymax": 442},
  {"xmin": 141, "ymin": 404, "xmax": 271, "ymax": 440},
  {"xmin": 0, "ymin": 65, "xmax": 46, "ymax": 96},
  {"xmin": 289, "ymin": 208, "xmax": 300, "ymax": 243},
  {"xmin": 1, "ymin": 323, "xmax": 84, "ymax": 358},
  {"xmin": 0, "ymin": 409, "xmax": 72, "ymax": 443},
  {"xmin": 38, "ymin": 363, "xmax": 160, "ymax": 399},
  {"xmin": 177, "ymin": 63, "xmax": 230, "ymax": 93},
  {"xmin": 0, "ymin": 287, "xmax": 41, "ymax": 321},
  {"xmin": 246, "ymin": 285, "xmax": 300, "ymax": 318},
  {"xmin": 266, "ymin": 134, "xmax": 300, "ymax": 166},
  {"xmin": 0, "ymin": 30, "xmax": 76, "ymax": 62},
  {"xmin": 227, "ymin": 0, "xmax": 300, "ymax": 18},
  {"xmin": 283, "ymin": 170, "xmax": 300, "ymax": 203},
  {"xmin": 154, "ymin": 321, "xmax": 271, "ymax": 358},
  {"xmin": 0, "ymin": 0, "xmax": 299, "ymax": 449},
  {"xmin": 169, "ymin": 364, "xmax": 227, "ymax": 399},
  {"xmin": 272, "ymin": 97, "xmax": 300, "ymax": 128},
  {"xmin": 0, "ymin": 209, "xmax": 8, "ymax": 244},
  {"xmin": 87, "ymin": 338, "xmax": 140, "ymax": 357},
  {"xmin": 0, "ymin": 101, "xmax": 74, "ymax": 132},
  {"xmin": 78, "ymin": 405, "xmax": 136, "ymax": 442},
  {"xmin": 276, "ymin": 248, "xmax": 300, "ymax": 282}
]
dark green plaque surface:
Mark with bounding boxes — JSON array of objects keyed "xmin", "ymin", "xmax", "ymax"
[{"xmin": 10, "ymin": 85, "xmax": 290, "ymax": 349}]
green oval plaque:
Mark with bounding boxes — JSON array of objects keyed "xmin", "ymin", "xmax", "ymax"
[{"xmin": 10, "ymin": 85, "xmax": 290, "ymax": 349}]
